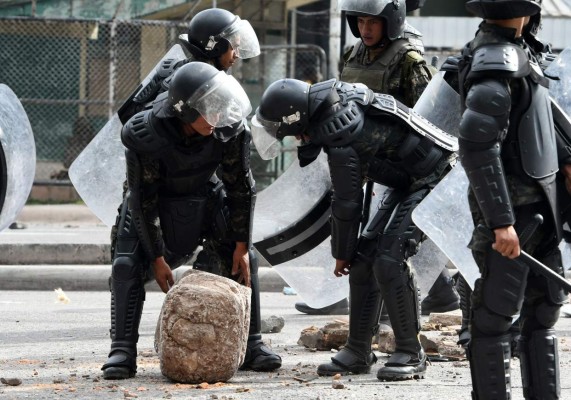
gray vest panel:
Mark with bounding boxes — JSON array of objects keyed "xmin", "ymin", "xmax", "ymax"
[{"xmin": 518, "ymin": 73, "xmax": 558, "ymax": 179}]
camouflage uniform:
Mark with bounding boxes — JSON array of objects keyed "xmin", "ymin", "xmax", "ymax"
[
  {"xmin": 341, "ymin": 38, "xmax": 433, "ymax": 107},
  {"xmin": 110, "ymin": 126, "xmax": 252, "ymax": 278}
]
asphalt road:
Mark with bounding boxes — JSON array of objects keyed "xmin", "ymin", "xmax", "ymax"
[{"xmin": 2, "ymin": 290, "xmax": 571, "ymax": 399}]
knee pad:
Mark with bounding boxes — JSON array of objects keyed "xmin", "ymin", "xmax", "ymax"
[
  {"xmin": 112, "ymin": 256, "xmax": 144, "ymax": 282},
  {"xmin": 472, "ymin": 305, "xmax": 513, "ymax": 337},
  {"xmin": 535, "ymin": 302, "xmax": 560, "ymax": 329}
]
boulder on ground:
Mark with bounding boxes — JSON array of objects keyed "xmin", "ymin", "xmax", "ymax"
[{"xmin": 155, "ymin": 269, "xmax": 251, "ymax": 383}]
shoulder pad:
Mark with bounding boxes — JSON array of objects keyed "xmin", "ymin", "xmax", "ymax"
[
  {"xmin": 308, "ymin": 79, "xmax": 339, "ymax": 116},
  {"xmin": 335, "ymin": 81, "xmax": 375, "ymax": 107},
  {"xmin": 121, "ymin": 110, "xmax": 171, "ymax": 155},
  {"xmin": 469, "ymin": 44, "xmax": 531, "ymax": 78},
  {"xmin": 370, "ymin": 94, "xmax": 458, "ymax": 152},
  {"xmin": 440, "ymin": 55, "xmax": 461, "ymax": 72},
  {"xmin": 133, "ymin": 58, "xmax": 188, "ymax": 104}
]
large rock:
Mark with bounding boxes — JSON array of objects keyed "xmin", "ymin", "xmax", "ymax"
[{"xmin": 155, "ymin": 269, "xmax": 251, "ymax": 383}]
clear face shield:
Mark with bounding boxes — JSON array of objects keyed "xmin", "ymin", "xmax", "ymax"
[
  {"xmin": 217, "ymin": 17, "xmax": 260, "ymax": 59},
  {"xmin": 251, "ymin": 113, "xmax": 282, "ymax": 160},
  {"xmin": 186, "ymin": 71, "xmax": 252, "ymax": 127}
]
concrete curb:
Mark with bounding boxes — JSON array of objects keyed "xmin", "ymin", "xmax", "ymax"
[
  {"xmin": 0, "ymin": 265, "xmax": 288, "ymax": 292},
  {"xmin": 3, "ymin": 205, "xmax": 290, "ymax": 292}
]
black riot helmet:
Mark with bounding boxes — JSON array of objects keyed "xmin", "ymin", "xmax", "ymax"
[
  {"xmin": 153, "ymin": 61, "xmax": 251, "ymax": 128},
  {"xmin": 251, "ymin": 79, "xmax": 311, "ymax": 160},
  {"xmin": 179, "ymin": 8, "xmax": 260, "ymax": 61},
  {"xmin": 465, "ymin": 0, "xmax": 541, "ymax": 19},
  {"xmin": 339, "ymin": 0, "xmax": 407, "ymax": 41}
]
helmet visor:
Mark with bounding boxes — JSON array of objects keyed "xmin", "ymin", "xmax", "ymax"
[
  {"xmin": 251, "ymin": 114, "xmax": 282, "ymax": 160},
  {"xmin": 221, "ymin": 18, "xmax": 260, "ymax": 59},
  {"xmin": 187, "ymin": 71, "xmax": 252, "ymax": 127},
  {"xmin": 338, "ymin": 0, "xmax": 389, "ymax": 14}
]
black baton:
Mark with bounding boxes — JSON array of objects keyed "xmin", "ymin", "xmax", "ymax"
[{"xmin": 476, "ymin": 223, "xmax": 571, "ymax": 293}]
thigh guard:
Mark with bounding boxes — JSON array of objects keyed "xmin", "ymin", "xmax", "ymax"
[
  {"xmin": 375, "ymin": 188, "xmax": 429, "ymax": 279},
  {"xmin": 471, "ymin": 250, "xmax": 528, "ymax": 336}
]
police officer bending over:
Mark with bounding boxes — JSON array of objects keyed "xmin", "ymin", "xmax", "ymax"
[
  {"xmin": 252, "ymin": 78, "xmax": 457, "ymax": 381},
  {"xmin": 101, "ymin": 62, "xmax": 281, "ymax": 380}
]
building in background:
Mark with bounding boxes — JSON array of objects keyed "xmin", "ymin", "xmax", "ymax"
[{"xmin": 0, "ymin": 0, "xmax": 569, "ymax": 200}]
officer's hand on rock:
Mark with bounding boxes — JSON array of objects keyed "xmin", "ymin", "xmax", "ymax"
[
  {"xmin": 334, "ymin": 259, "xmax": 351, "ymax": 277},
  {"xmin": 492, "ymin": 226, "xmax": 520, "ymax": 259},
  {"xmin": 153, "ymin": 256, "xmax": 174, "ymax": 293},
  {"xmin": 232, "ymin": 242, "xmax": 251, "ymax": 287}
]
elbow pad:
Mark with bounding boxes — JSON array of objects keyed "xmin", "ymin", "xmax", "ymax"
[{"xmin": 459, "ymin": 79, "xmax": 511, "ymax": 146}]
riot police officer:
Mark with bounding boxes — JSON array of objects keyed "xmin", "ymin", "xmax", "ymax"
[
  {"xmin": 101, "ymin": 61, "xmax": 281, "ymax": 379},
  {"xmin": 118, "ymin": 7, "xmax": 260, "ymax": 124},
  {"xmin": 458, "ymin": 1, "xmax": 571, "ymax": 398},
  {"xmin": 252, "ymin": 77, "xmax": 457, "ymax": 381}
]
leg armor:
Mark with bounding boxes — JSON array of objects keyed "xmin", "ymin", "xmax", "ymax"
[
  {"xmin": 317, "ymin": 236, "xmax": 381, "ymax": 376},
  {"xmin": 102, "ymin": 197, "xmax": 147, "ymax": 380},
  {"xmin": 517, "ymin": 250, "xmax": 563, "ymax": 399},
  {"xmin": 519, "ymin": 330, "xmax": 560, "ymax": 400},
  {"xmin": 471, "ymin": 249, "xmax": 529, "ymax": 338},
  {"xmin": 467, "ymin": 334, "xmax": 512, "ymax": 400},
  {"xmin": 373, "ymin": 188, "xmax": 429, "ymax": 381},
  {"xmin": 241, "ymin": 247, "xmax": 282, "ymax": 371},
  {"xmin": 455, "ymin": 273, "xmax": 472, "ymax": 347},
  {"xmin": 467, "ymin": 250, "xmax": 529, "ymax": 398},
  {"xmin": 199, "ymin": 239, "xmax": 282, "ymax": 372}
]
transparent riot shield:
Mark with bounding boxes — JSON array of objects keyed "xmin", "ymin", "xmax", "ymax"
[
  {"xmin": 545, "ymin": 47, "xmax": 571, "ymax": 116},
  {"xmin": 69, "ymin": 45, "xmax": 187, "ymax": 227},
  {"xmin": 252, "ymin": 152, "xmax": 348, "ymax": 309},
  {"xmin": 413, "ymin": 49, "xmax": 571, "ymax": 289},
  {"xmin": 0, "ymin": 84, "xmax": 36, "ymax": 232}
]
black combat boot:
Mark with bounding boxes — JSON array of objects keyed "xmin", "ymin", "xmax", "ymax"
[
  {"xmin": 294, "ymin": 298, "xmax": 349, "ymax": 315},
  {"xmin": 420, "ymin": 268, "xmax": 460, "ymax": 315},
  {"xmin": 240, "ymin": 250, "xmax": 281, "ymax": 371},
  {"xmin": 317, "ymin": 271, "xmax": 381, "ymax": 376},
  {"xmin": 102, "ymin": 203, "xmax": 146, "ymax": 380},
  {"xmin": 101, "ymin": 266, "xmax": 145, "ymax": 379}
]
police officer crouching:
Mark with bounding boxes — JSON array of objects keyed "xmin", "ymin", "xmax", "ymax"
[{"xmin": 101, "ymin": 62, "xmax": 281, "ymax": 380}]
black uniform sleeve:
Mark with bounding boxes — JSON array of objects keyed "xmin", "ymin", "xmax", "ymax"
[
  {"xmin": 219, "ymin": 129, "xmax": 254, "ymax": 243},
  {"xmin": 125, "ymin": 149, "xmax": 165, "ymax": 259}
]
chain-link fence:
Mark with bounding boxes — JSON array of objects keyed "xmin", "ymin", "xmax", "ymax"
[{"xmin": 0, "ymin": 17, "xmax": 327, "ymax": 191}]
